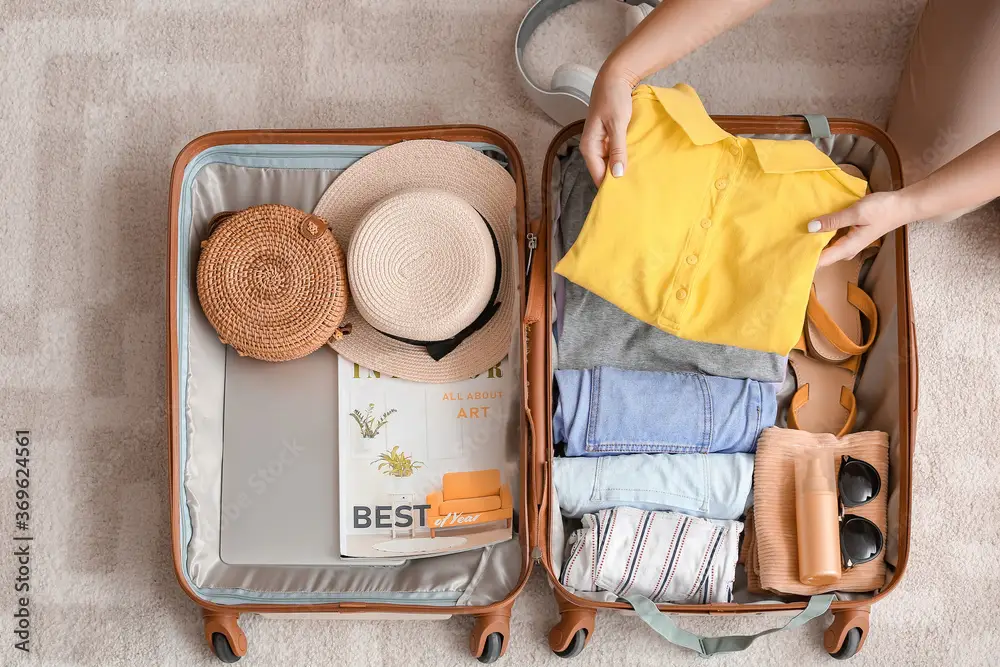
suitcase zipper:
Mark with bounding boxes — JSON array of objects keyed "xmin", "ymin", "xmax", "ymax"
[
  {"xmin": 525, "ymin": 232, "xmax": 537, "ymax": 278},
  {"xmin": 193, "ymin": 148, "xmax": 374, "ymax": 171},
  {"xmin": 187, "ymin": 142, "xmax": 509, "ymax": 174},
  {"xmin": 194, "ymin": 590, "xmax": 463, "ymax": 605}
]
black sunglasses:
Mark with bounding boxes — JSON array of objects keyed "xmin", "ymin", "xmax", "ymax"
[{"xmin": 838, "ymin": 456, "xmax": 884, "ymax": 569}]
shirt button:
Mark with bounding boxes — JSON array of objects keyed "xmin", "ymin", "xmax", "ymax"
[
  {"xmin": 686, "ymin": 255, "xmax": 698, "ymax": 265},
  {"xmin": 715, "ymin": 178, "xmax": 728, "ymax": 190},
  {"xmin": 700, "ymin": 218, "xmax": 713, "ymax": 229},
  {"xmin": 676, "ymin": 289, "xmax": 688, "ymax": 301},
  {"xmin": 729, "ymin": 144, "xmax": 741, "ymax": 156}
]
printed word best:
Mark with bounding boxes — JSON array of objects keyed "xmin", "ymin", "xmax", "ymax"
[{"xmin": 354, "ymin": 504, "xmax": 431, "ymax": 529}]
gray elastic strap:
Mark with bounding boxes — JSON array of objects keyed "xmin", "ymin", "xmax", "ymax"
[
  {"xmin": 624, "ymin": 594, "xmax": 834, "ymax": 656},
  {"xmin": 787, "ymin": 114, "xmax": 832, "ymax": 140}
]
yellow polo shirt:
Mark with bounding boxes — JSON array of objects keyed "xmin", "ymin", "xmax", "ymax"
[{"xmin": 554, "ymin": 84, "xmax": 867, "ymax": 356}]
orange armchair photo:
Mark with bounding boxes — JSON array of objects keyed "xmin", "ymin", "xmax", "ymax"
[{"xmin": 425, "ymin": 469, "xmax": 512, "ymax": 537}]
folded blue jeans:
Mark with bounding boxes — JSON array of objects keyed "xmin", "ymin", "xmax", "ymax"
[
  {"xmin": 553, "ymin": 366, "xmax": 776, "ymax": 456},
  {"xmin": 553, "ymin": 452, "xmax": 754, "ymax": 520}
]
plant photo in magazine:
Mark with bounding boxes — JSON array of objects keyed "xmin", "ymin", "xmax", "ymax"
[{"xmin": 337, "ymin": 356, "xmax": 518, "ymax": 559}]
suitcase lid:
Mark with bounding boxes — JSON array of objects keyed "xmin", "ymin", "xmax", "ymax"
[{"xmin": 168, "ymin": 125, "xmax": 537, "ymax": 612}]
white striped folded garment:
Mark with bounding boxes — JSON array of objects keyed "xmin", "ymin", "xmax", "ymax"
[{"xmin": 561, "ymin": 506, "xmax": 742, "ymax": 604}]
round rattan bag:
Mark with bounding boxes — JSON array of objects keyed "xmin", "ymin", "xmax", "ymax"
[{"xmin": 196, "ymin": 204, "xmax": 348, "ymax": 362}]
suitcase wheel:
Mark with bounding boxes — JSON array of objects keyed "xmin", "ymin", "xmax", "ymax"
[
  {"xmin": 477, "ymin": 632, "xmax": 504, "ymax": 664},
  {"xmin": 548, "ymin": 605, "xmax": 594, "ymax": 658},
  {"xmin": 470, "ymin": 609, "xmax": 510, "ymax": 663},
  {"xmin": 211, "ymin": 633, "xmax": 241, "ymax": 664},
  {"xmin": 204, "ymin": 612, "xmax": 246, "ymax": 663},
  {"xmin": 829, "ymin": 627, "xmax": 862, "ymax": 660},
  {"xmin": 823, "ymin": 608, "xmax": 869, "ymax": 659},
  {"xmin": 553, "ymin": 629, "xmax": 588, "ymax": 659}
]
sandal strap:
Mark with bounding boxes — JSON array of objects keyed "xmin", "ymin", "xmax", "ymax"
[
  {"xmin": 838, "ymin": 385, "xmax": 858, "ymax": 436},
  {"xmin": 795, "ymin": 332, "xmax": 863, "ymax": 373},
  {"xmin": 838, "ymin": 354, "xmax": 861, "ymax": 374},
  {"xmin": 862, "ymin": 238, "xmax": 883, "ymax": 257},
  {"xmin": 806, "ymin": 283, "xmax": 878, "ymax": 357},
  {"xmin": 787, "ymin": 384, "xmax": 858, "ymax": 437},
  {"xmin": 787, "ymin": 385, "xmax": 810, "ymax": 429}
]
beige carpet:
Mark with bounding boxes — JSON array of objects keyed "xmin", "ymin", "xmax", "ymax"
[{"xmin": 3, "ymin": 0, "xmax": 997, "ymax": 664}]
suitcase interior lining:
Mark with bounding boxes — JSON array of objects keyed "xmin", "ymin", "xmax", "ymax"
[
  {"xmin": 174, "ymin": 144, "xmax": 524, "ymax": 607},
  {"xmin": 547, "ymin": 131, "xmax": 905, "ymax": 604}
]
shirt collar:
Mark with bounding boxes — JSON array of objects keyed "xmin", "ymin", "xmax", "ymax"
[
  {"xmin": 749, "ymin": 139, "xmax": 845, "ymax": 175},
  {"xmin": 647, "ymin": 84, "xmax": 864, "ymax": 191},
  {"xmin": 649, "ymin": 84, "xmax": 732, "ymax": 146}
]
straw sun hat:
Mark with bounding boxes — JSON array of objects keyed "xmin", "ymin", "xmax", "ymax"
[{"xmin": 313, "ymin": 139, "xmax": 517, "ymax": 383}]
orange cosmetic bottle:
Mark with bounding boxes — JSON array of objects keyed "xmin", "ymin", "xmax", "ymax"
[{"xmin": 794, "ymin": 453, "xmax": 842, "ymax": 586}]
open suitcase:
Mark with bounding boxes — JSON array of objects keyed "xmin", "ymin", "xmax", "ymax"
[
  {"xmin": 167, "ymin": 127, "xmax": 535, "ymax": 664},
  {"xmin": 168, "ymin": 114, "xmax": 916, "ymax": 663},
  {"xmin": 525, "ymin": 116, "xmax": 918, "ymax": 659}
]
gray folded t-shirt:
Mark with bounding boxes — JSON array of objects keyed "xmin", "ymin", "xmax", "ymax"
[{"xmin": 556, "ymin": 149, "xmax": 788, "ymax": 382}]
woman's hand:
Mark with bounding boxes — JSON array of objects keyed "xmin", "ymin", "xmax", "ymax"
[
  {"xmin": 810, "ymin": 191, "xmax": 907, "ymax": 267},
  {"xmin": 580, "ymin": 71, "xmax": 637, "ymax": 186},
  {"xmin": 577, "ymin": 0, "xmax": 776, "ymax": 185},
  {"xmin": 812, "ymin": 130, "xmax": 1000, "ymax": 266}
]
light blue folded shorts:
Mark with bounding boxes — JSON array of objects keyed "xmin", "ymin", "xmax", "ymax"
[{"xmin": 553, "ymin": 452, "xmax": 754, "ymax": 521}]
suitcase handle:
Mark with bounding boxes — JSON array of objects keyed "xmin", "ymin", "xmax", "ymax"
[
  {"xmin": 783, "ymin": 114, "xmax": 831, "ymax": 139},
  {"xmin": 624, "ymin": 593, "xmax": 834, "ymax": 656}
]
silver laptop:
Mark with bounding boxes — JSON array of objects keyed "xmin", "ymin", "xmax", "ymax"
[{"xmin": 220, "ymin": 348, "xmax": 403, "ymax": 566}]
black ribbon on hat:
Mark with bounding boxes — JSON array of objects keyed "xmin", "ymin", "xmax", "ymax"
[{"xmin": 375, "ymin": 214, "xmax": 503, "ymax": 361}]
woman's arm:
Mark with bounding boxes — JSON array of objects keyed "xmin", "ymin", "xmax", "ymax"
[
  {"xmin": 813, "ymin": 129, "xmax": 1000, "ymax": 266},
  {"xmin": 581, "ymin": 0, "xmax": 775, "ymax": 185}
]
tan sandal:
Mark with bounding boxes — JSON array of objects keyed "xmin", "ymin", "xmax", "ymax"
[
  {"xmin": 804, "ymin": 166, "xmax": 879, "ymax": 363},
  {"xmin": 790, "ymin": 268, "xmax": 876, "ymax": 436},
  {"xmin": 804, "ymin": 239, "xmax": 881, "ymax": 364},
  {"xmin": 786, "ymin": 163, "xmax": 879, "ymax": 436},
  {"xmin": 804, "ymin": 277, "xmax": 878, "ymax": 363},
  {"xmin": 787, "ymin": 339, "xmax": 859, "ymax": 437},
  {"xmin": 838, "ymin": 164, "xmax": 867, "ymax": 182}
]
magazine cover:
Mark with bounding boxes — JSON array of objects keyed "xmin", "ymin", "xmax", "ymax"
[{"xmin": 338, "ymin": 355, "xmax": 517, "ymax": 558}]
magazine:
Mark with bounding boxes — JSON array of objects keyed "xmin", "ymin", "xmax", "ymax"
[{"xmin": 337, "ymin": 355, "xmax": 517, "ymax": 559}]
